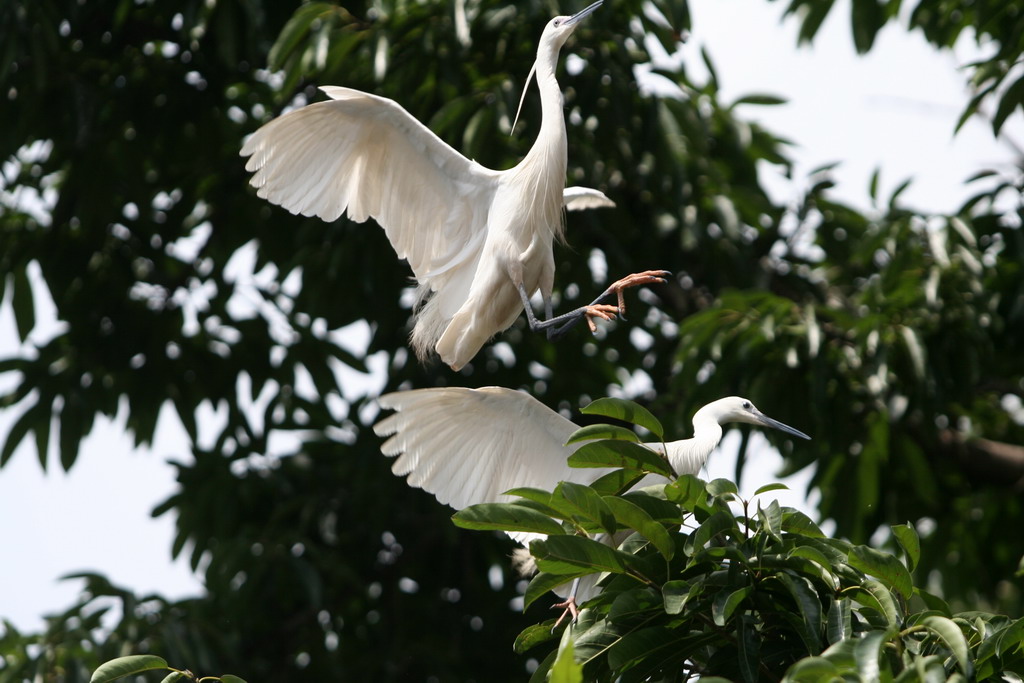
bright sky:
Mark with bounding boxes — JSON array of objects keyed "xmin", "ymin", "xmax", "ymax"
[{"xmin": 0, "ymin": 0, "xmax": 1019, "ymax": 633}]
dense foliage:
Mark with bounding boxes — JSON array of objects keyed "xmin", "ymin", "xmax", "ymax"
[
  {"xmin": 455, "ymin": 401, "xmax": 1024, "ymax": 681},
  {"xmin": 1, "ymin": 0, "xmax": 1022, "ymax": 680}
]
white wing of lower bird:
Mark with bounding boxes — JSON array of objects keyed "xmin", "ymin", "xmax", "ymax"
[{"xmin": 375, "ymin": 386, "xmax": 592, "ymax": 513}]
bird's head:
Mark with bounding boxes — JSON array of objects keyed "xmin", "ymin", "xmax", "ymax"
[
  {"xmin": 540, "ymin": 0, "xmax": 602, "ymax": 51},
  {"xmin": 700, "ymin": 397, "xmax": 811, "ymax": 441}
]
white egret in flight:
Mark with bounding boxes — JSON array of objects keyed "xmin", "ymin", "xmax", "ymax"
[
  {"xmin": 373, "ymin": 387, "xmax": 811, "ymax": 617},
  {"xmin": 241, "ymin": 1, "xmax": 669, "ymax": 370}
]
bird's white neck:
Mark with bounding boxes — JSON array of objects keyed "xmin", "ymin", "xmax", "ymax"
[
  {"xmin": 510, "ymin": 50, "xmax": 568, "ymax": 242},
  {"xmin": 651, "ymin": 409, "xmax": 725, "ymax": 477}
]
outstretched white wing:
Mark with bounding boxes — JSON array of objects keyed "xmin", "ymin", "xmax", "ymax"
[
  {"xmin": 241, "ymin": 86, "xmax": 498, "ymax": 281},
  {"xmin": 374, "ymin": 387, "xmax": 594, "ymax": 511}
]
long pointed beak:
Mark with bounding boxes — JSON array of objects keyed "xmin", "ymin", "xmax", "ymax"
[
  {"xmin": 566, "ymin": 0, "xmax": 602, "ymax": 26},
  {"xmin": 755, "ymin": 411, "xmax": 811, "ymax": 440}
]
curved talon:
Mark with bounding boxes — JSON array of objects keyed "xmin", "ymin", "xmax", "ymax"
[
  {"xmin": 606, "ymin": 269, "xmax": 671, "ymax": 316},
  {"xmin": 551, "ymin": 596, "xmax": 580, "ymax": 630},
  {"xmin": 584, "ymin": 304, "xmax": 620, "ymax": 333}
]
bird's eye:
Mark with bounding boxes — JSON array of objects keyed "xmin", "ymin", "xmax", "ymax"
[
  {"xmin": 742, "ymin": 401, "xmax": 752, "ymax": 410},
  {"xmin": 553, "ymin": 18, "xmax": 562, "ymax": 27}
]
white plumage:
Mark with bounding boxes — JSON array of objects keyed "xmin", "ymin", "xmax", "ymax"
[{"xmin": 241, "ymin": 2, "xmax": 666, "ymax": 371}]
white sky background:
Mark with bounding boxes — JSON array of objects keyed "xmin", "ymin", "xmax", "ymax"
[{"xmin": 1, "ymin": 0, "xmax": 1021, "ymax": 633}]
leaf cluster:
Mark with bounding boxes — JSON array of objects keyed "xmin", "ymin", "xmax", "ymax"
[{"xmin": 457, "ymin": 404, "xmax": 1024, "ymax": 682}]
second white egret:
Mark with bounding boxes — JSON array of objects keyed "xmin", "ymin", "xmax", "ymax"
[{"xmin": 373, "ymin": 387, "xmax": 811, "ymax": 617}]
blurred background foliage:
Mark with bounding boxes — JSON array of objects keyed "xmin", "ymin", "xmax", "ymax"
[{"xmin": 0, "ymin": 0, "xmax": 1021, "ymax": 680}]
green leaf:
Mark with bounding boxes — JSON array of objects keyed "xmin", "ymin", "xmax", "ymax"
[
  {"xmin": 853, "ymin": 629, "xmax": 887, "ymax": 682},
  {"xmin": 1, "ymin": 401, "xmax": 37, "ymax": 468},
  {"xmin": 687, "ymin": 510, "xmax": 736, "ymax": 554},
  {"xmin": 608, "ymin": 587, "xmax": 661, "ymax": 624},
  {"xmin": 737, "ymin": 613, "xmax": 760, "ymax": 683},
  {"xmin": 992, "ymin": 72, "xmax": 1024, "ymax": 136},
  {"xmin": 780, "ymin": 509, "xmax": 825, "ymax": 538},
  {"xmin": 530, "ymin": 535, "xmax": 636, "ymax": 576},
  {"xmin": 514, "ymin": 623, "xmax": 559, "ymax": 654},
  {"xmin": 712, "ymin": 586, "xmax": 752, "ymax": 626},
  {"xmin": 603, "ymin": 624, "xmax": 668, "ymax": 671},
  {"xmin": 782, "ymin": 655, "xmax": 839, "ymax": 681},
  {"xmin": 267, "ymin": 2, "xmax": 334, "ymax": 70},
  {"xmin": 914, "ymin": 587, "xmax": 951, "ymax": 616},
  {"xmin": 568, "ymin": 440, "xmax": 674, "ymax": 478},
  {"xmin": 587, "ymin": 469, "xmax": 646, "ymax": 496},
  {"xmin": 452, "ymin": 503, "xmax": 565, "ymax": 536},
  {"xmin": 777, "ymin": 572, "xmax": 823, "ymax": 652},
  {"xmin": 890, "ymin": 523, "xmax": 920, "ymax": 572},
  {"xmin": 554, "ymin": 481, "xmax": 616, "ymax": 534},
  {"xmin": 90, "ymin": 655, "xmax": 169, "ymax": 683},
  {"xmin": 754, "ymin": 483, "xmax": 790, "ymax": 496},
  {"xmin": 549, "ymin": 635, "xmax": 582, "ymax": 683},
  {"xmin": 854, "ymin": 579, "xmax": 901, "ymax": 629},
  {"xmin": 581, "ymin": 397, "xmax": 663, "ymax": 440},
  {"xmin": 706, "ymin": 478, "xmax": 738, "ymax": 498},
  {"xmin": 922, "ymin": 615, "xmax": 971, "ymax": 676},
  {"xmin": 159, "ymin": 673, "xmax": 186, "ymax": 683},
  {"xmin": 733, "ymin": 93, "xmax": 787, "ymax": 107},
  {"xmin": 602, "ymin": 495, "xmax": 674, "ymax": 560},
  {"xmin": 665, "ymin": 474, "xmax": 708, "ymax": 512},
  {"xmin": 220, "ymin": 676, "xmax": 247, "ymax": 683},
  {"xmin": 565, "ymin": 423, "xmax": 640, "ymax": 445},
  {"xmin": 662, "ymin": 580, "xmax": 691, "ymax": 615},
  {"xmin": 848, "ymin": 545, "xmax": 913, "ymax": 599},
  {"xmin": 826, "ymin": 599, "xmax": 852, "ymax": 644},
  {"xmin": 12, "ymin": 267, "xmax": 35, "ymax": 342}
]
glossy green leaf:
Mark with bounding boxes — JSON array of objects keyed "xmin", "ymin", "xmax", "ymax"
[
  {"xmin": 581, "ymin": 397, "xmax": 663, "ymax": 440},
  {"xmin": 220, "ymin": 676, "xmax": 247, "ymax": 683},
  {"xmin": 514, "ymin": 623, "xmax": 559, "ymax": 654},
  {"xmin": 688, "ymin": 510, "xmax": 736, "ymax": 554},
  {"xmin": 712, "ymin": 586, "xmax": 752, "ymax": 626},
  {"xmin": 848, "ymin": 545, "xmax": 913, "ymax": 599},
  {"xmin": 568, "ymin": 440, "xmax": 674, "ymax": 478},
  {"xmin": 587, "ymin": 469, "xmax": 647, "ymax": 496},
  {"xmin": 854, "ymin": 579, "xmax": 902, "ymax": 629},
  {"xmin": 780, "ymin": 509, "xmax": 825, "ymax": 538},
  {"xmin": 602, "ymin": 495, "xmax": 674, "ymax": 560},
  {"xmin": 662, "ymin": 580, "xmax": 691, "ymax": 615},
  {"xmin": 737, "ymin": 613, "xmax": 760, "ymax": 683},
  {"xmin": 706, "ymin": 478, "xmax": 738, "ymax": 498},
  {"xmin": 890, "ymin": 523, "xmax": 920, "ymax": 572},
  {"xmin": 777, "ymin": 572, "xmax": 822, "ymax": 652},
  {"xmin": 854, "ymin": 629, "xmax": 887, "ymax": 682},
  {"xmin": 565, "ymin": 423, "xmax": 640, "ymax": 445},
  {"xmin": 665, "ymin": 474, "xmax": 707, "ymax": 512},
  {"xmin": 754, "ymin": 483, "xmax": 790, "ymax": 496},
  {"xmin": 452, "ymin": 503, "xmax": 564, "ymax": 536},
  {"xmin": 530, "ymin": 535, "xmax": 636, "ymax": 576},
  {"xmin": 158, "ymin": 673, "xmax": 185, "ymax": 683},
  {"xmin": 549, "ymin": 636, "xmax": 583, "ymax": 683},
  {"xmin": 826, "ymin": 599, "xmax": 852, "ymax": 644},
  {"xmin": 90, "ymin": 655, "xmax": 168, "ymax": 683},
  {"xmin": 922, "ymin": 616, "xmax": 971, "ymax": 676},
  {"xmin": 554, "ymin": 481, "xmax": 616, "ymax": 534}
]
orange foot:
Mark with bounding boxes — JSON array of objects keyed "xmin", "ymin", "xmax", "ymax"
[
  {"xmin": 583, "ymin": 304, "xmax": 620, "ymax": 333},
  {"xmin": 606, "ymin": 269, "xmax": 671, "ymax": 317},
  {"xmin": 551, "ymin": 596, "xmax": 580, "ymax": 630}
]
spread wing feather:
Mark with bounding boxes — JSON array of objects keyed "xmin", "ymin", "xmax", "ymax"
[
  {"xmin": 374, "ymin": 387, "xmax": 593, "ymax": 513},
  {"xmin": 241, "ymin": 86, "xmax": 497, "ymax": 281}
]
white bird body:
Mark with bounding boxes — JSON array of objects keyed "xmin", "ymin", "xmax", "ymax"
[{"xmin": 241, "ymin": 2, "xmax": 634, "ymax": 371}]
